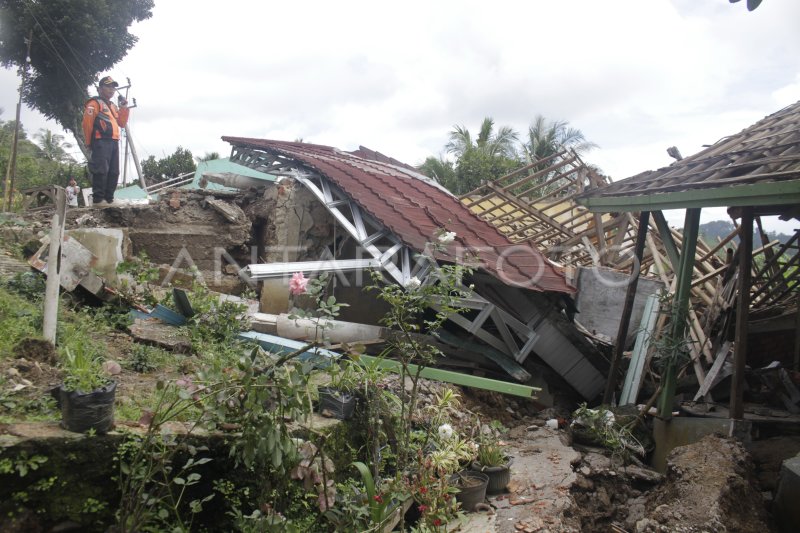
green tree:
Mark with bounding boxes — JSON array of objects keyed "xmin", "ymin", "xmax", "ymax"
[
  {"xmin": 443, "ymin": 117, "xmax": 520, "ymax": 194},
  {"xmin": 523, "ymin": 114, "xmax": 597, "ymax": 164},
  {"xmin": 195, "ymin": 151, "xmax": 220, "ymax": 163},
  {"xmin": 0, "ymin": 0, "xmax": 154, "ymax": 156},
  {"xmin": 417, "ymin": 155, "xmax": 456, "ymax": 189},
  {"xmin": 1, "ymin": 116, "xmax": 82, "ymax": 195},
  {"xmin": 33, "ymin": 128, "xmax": 73, "ymax": 163},
  {"xmin": 446, "ymin": 117, "xmax": 518, "ymax": 159},
  {"xmin": 518, "ymin": 115, "xmax": 598, "ymax": 198},
  {"xmin": 453, "ymin": 149, "xmax": 519, "ymax": 195},
  {"xmin": 142, "ymin": 146, "xmax": 196, "ymax": 185}
]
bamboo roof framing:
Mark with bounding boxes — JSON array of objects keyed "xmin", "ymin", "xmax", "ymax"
[{"xmin": 458, "ymin": 150, "xmax": 727, "ymax": 309}]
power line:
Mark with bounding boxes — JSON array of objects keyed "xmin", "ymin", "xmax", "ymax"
[
  {"xmin": 30, "ymin": 1, "xmax": 95, "ymax": 84},
  {"xmin": 22, "ymin": 3, "xmax": 86, "ymax": 94}
]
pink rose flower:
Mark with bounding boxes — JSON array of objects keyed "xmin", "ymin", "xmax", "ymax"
[{"xmin": 289, "ymin": 272, "xmax": 309, "ymax": 295}]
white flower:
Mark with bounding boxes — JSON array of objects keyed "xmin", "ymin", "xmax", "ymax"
[
  {"xmin": 438, "ymin": 231, "xmax": 457, "ymax": 244},
  {"xmin": 405, "ymin": 276, "xmax": 421, "ymax": 290},
  {"xmin": 438, "ymin": 423, "xmax": 454, "ymax": 440}
]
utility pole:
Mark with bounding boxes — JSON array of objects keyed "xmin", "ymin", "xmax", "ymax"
[
  {"xmin": 118, "ymin": 78, "xmax": 146, "ymax": 191},
  {"xmin": 122, "ymin": 130, "xmax": 130, "ymax": 187},
  {"xmin": 126, "ymin": 124, "xmax": 147, "ymax": 191},
  {"xmin": 3, "ymin": 29, "xmax": 33, "ymax": 211}
]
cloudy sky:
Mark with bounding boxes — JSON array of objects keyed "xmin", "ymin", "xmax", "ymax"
[{"xmin": 2, "ymin": 0, "xmax": 799, "ymax": 232}]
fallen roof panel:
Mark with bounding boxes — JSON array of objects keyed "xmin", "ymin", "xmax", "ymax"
[{"xmin": 222, "ymin": 137, "xmax": 575, "ymax": 294}]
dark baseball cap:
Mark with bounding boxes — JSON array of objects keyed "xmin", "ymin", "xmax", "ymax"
[{"xmin": 98, "ymin": 76, "xmax": 118, "ymax": 87}]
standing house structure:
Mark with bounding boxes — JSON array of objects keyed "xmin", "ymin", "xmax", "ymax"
[
  {"xmin": 221, "ymin": 137, "xmax": 609, "ymax": 400},
  {"xmin": 575, "ymin": 100, "xmax": 800, "ymax": 419}
]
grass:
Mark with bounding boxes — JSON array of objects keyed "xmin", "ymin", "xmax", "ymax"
[{"xmin": 0, "ymin": 285, "xmax": 42, "ymax": 358}]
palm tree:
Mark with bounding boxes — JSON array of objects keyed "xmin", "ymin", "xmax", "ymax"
[
  {"xmin": 446, "ymin": 117, "xmax": 519, "ymax": 159},
  {"xmin": 523, "ymin": 115, "xmax": 596, "ymax": 163},
  {"xmin": 417, "ymin": 155, "xmax": 456, "ymax": 189},
  {"xmin": 442, "ymin": 118, "xmax": 521, "ymax": 194},
  {"xmin": 33, "ymin": 128, "xmax": 74, "ymax": 163},
  {"xmin": 195, "ymin": 151, "xmax": 220, "ymax": 163},
  {"xmin": 520, "ymin": 115, "xmax": 598, "ymax": 199}
]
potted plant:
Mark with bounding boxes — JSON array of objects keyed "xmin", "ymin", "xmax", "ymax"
[
  {"xmin": 448, "ymin": 470, "xmax": 489, "ymax": 512},
  {"xmin": 471, "ymin": 439, "xmax": 513, "ymax": 494},
  {"xmin": 59, "ymin": 346, "xmax": 116, "ymax": 434},
  {"xmin": 317, "ymin": 358, "xmax": 358, "ymax": 420}
]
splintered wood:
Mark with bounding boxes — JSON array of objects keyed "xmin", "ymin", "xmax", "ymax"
[{"xmin": 461, "ymin": 151, "xmax": 799, "ymax": 403}]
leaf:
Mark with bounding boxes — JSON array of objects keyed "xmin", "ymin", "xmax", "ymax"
[
  {"xmin": 272, "ymin": 447, "xmax": 282, "ymax": 468},
  {"xmin": 173, "ymin": 477, "xmax": 186, "ymax": 485},
  {"xmin": 194, "ymin": 457, "xmax": 212, "ymax": 465},
  {"xmin": 158, "ymin": 508, "xmax": 169, "ymax": 519}
]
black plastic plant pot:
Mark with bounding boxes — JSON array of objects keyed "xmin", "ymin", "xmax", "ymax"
[
  {"xmin": 449, "ymin": 470, "xmax": 489, "ymax": 512},
  {"xmin": 59, "ymin": 381, "xmax": 116, "ymax": 434},
  {"xmin": 471, "ymin": 456, "xmax": 513, "ymax": 494},
  {"xmin": 318, "ymin": 386, "xmax": 356, "ymax": 420}
]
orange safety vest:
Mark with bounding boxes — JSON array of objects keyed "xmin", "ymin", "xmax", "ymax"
[{"xmin": 82, "ymin": 97, "xmax": 130, "ymax": 147}]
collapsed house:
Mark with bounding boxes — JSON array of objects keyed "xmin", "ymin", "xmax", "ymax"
[
  {"xmin": 575, "ymin": 99, "xmax": 800, "ymax": 425},
  {"xmin": 219, "ymin": 137, "xmax": 610, "ymax": 400}
]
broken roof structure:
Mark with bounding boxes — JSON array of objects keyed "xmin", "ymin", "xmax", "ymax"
[
  {"xmin": 578, "ymin": 100, "xmax": 800, "ymax": 212},
  {"xmin": 221, "ymin": 137, "xmax": 609, "ymax": 400},
  {"xmin": 577, "ymin": 99, "xmax": 800, "ymax": 419}
]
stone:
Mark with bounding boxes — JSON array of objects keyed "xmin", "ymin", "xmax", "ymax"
[{"xmin": 102, "ymin": 360, "xmax": 122, "ymax": 376}]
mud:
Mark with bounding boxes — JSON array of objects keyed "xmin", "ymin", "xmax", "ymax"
[{"xmin": 568, "ymin": 434, "xmax": 773, "ymax": 533}]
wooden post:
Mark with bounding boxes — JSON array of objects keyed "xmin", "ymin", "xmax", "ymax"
[
  {"xmin": 658, "ymin": 208, "xmax": 701, "ymax": 418},
  {"xmin": 794, "ymin": 295, "xmax": 800, "ymax": 372},
  {"xmin": 603, "ymin": 210, "xmax": 650, "ymax": 405},
  {"xmin": 730, "ymin": 206, "xmax": 753, "ymax": 420},
  {"xmin": 3, "ymin": 30, "xmax": 33, "ymax": 211},
  {"xmin": 43, "ymin": 188, "xmax": 67, "ymax": 343},
  {"xmin": 652, "ymin": 211, "xmax": 680, "ymax": 272}
]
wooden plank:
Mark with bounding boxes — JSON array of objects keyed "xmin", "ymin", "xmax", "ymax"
[
  {"xmin": 603, "ymin": 211, "xmax": 650, "ymax": 404},
  {"xmin": 652, "ymin": 211, "xmax": 680, "ymax": 271},
  {"xmin": 698, "ymin": 226, "xmax": 740, "ymax": 263},
  {"xmin": 730, "ymin": 207, "xmax": 753, "ymax": 420},
  {"xmin": 694, "ymin": 341, "xmax": 733, "ymax": 400}
]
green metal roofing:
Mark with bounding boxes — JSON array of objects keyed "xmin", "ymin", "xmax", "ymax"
[
  {"xmin": 114, "ymin": 183, "xmax": 150, "ymax": 200},
  {"xmin": 114, "ymin": 158, "xmax": 276, "ymax": 200},
  {"xmin": 183, "ymin": 158, "xmax": 276, "ymax": 192}
]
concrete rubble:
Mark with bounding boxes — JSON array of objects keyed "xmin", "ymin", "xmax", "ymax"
[{"xmin": 4, "ymin": 164, "xmax": 798, "ymax": 532}]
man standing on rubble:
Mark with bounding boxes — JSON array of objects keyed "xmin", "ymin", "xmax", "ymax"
[{"xmin": 82, "ymin": 75, "xmax": 130, "ymax": 207}]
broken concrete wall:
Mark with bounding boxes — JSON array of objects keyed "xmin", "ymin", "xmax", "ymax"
[
  {"xmin": 244, "ymin": 180, "xmax": 335, "ymax": 313},
  {"xmin": 66, "ymin": 228, "xmax": 128, "ymax": 285},
  {"xmin": 573, "ymin": 266, "xmax": 664, "ymax": 345}
]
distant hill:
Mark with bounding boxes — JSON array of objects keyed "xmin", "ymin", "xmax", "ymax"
[{"xmin": 698, "ymin": 220, "xmax": 795, "ymax": 254}]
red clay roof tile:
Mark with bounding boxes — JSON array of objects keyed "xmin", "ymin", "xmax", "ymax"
[{"xmin": 223, "ymin": 137, "xmax": 574, "ymax": 294}]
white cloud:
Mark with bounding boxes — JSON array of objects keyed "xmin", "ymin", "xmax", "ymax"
[{"xmin": 2, "ymin": 0, "xmax": 798, "ymax": 232}]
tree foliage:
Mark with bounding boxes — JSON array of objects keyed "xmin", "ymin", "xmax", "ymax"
[
  {"xmin": 419, "ymin": 114, "xmax": 598, "ymax": 197},
  {"xmin": 417, "ymin": 155, "xmax": 455, "ymax": 189},
  {"xmin": 33, "ymin": 128, "xmax": 73, "ymax": 162},
  {"xmin": 0, "ymin": 115, "xmax": 85, "ymax": 196},
  {"xmin": 0, "ymin": 0, "xmax": 154, "ymax": 150},
  {"xmin": 441, "ymin": 117, "xmax": 520, "ymax": 194},
  {"xmin": 142, "ymin": 146, "xmax": 196, "ymax": 184},
  {"xmin": 523, "ymin": 114, "xmax": 597, "ymax": 165}
]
